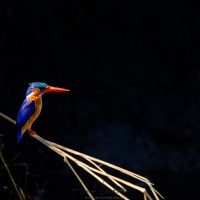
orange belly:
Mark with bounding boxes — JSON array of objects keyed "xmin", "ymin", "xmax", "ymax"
[{"xmin": 21, "ymin": 97, "xmax": 42, "ymax": 133}]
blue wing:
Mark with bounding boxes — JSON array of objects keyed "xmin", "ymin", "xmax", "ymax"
[{"xmin": 16, "ymin": 99, "xmax": 35, "ymax": 143}]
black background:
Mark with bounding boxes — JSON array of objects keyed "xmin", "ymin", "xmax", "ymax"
[{"xmin": 0, "ymin": 1, "xmax": 200, "ymax": 200}]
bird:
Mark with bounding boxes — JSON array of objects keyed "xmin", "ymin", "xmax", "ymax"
[{"xmin": 16, "ymin": 82, "xmax": 70, "ymax": 143}]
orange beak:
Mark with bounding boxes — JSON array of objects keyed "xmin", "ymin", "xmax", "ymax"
[{"xmin": 44, "ymin": 86, "xmax": 70, "ymax": 93}]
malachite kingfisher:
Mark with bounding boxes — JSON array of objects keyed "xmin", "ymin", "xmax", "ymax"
[{"xmin": 16, "ymin": 82, "xmax": 70, "ymax": 143}]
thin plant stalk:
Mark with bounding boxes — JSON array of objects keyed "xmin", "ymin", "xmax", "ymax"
[
  {"xmin": 0, "ymin": 150, "xmax": 25, "ymax": 200},
  {"xmin": 0, "ymin": 112, "xmax": 164, "ymax": 200},
  {"xmin": 64, "ymin": 157, "xmax": 95, "ymax": 200}
]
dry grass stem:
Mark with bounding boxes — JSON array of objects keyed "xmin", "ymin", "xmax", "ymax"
[
  {"xmin": 0, "ymin": 112, "xmax": 164, "ymax": 200},
  {"xmin": 0, "ymin": 150, "xmax": 25, "ymax": 200},
  {"xmin": 84, "ymin": 156, "xmax": 127, "ymax": 192},
  {"xmin": 64, "ymin": 157, "xmax": 95, "ymax": 200}
]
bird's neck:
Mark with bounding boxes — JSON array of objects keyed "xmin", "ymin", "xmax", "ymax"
[{"xmin": 27, "ymin": 92, "xmax": 42, "ymax": 102}]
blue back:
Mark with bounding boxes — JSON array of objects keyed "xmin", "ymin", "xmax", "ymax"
[{"xmin": 16, "ymin": 99, "xmax": 35, "ymax": 143}]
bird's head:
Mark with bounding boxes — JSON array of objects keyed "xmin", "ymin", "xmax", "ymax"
[{"xmin": 26, "ymin": 82, "xmax": 70, "ymax": 96}]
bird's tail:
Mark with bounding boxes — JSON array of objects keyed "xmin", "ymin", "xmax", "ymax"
[{"xmin": 17, "ymin": 129, "xmax": 22, "ymax": 143}]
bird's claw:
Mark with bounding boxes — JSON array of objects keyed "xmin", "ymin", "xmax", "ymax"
[{"xmin": 28, "ymin": 129, "xmax": 37, "ymax": 137}]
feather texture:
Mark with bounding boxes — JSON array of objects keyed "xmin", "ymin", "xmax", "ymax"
[{"xmin": 16, "ymin": 82, "xmax": 69, "ymax": 143}]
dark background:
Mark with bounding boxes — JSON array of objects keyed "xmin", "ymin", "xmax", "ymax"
[{"xmin": 0, "ymin": 1, "xmax": 200, "ymax": 199}]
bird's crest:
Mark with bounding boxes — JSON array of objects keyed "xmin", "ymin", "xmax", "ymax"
[{"xmin": 26, "ymin": 82, "xmax": 48, "ymax": 96}]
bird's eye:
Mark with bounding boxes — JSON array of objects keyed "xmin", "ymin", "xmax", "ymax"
[{"xmin": 39, "ymin": 87, "xmax": 44, "ymax": 90}]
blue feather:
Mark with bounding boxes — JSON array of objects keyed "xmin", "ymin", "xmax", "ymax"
[
  {"xmin": 16, "ymin": 99, "xmax": 35, "ymax": 143},
  {"xmin": 26, "ymin": 82, "xmax": 48, "ymax": 96}
]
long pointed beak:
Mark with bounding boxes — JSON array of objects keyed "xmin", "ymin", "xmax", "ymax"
[{"xmin": 44, "ymin": 86, "xmax": 70, "ymax": 93}]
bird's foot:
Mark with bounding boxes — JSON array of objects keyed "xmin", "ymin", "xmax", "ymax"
[{"xmin": 28, "ymin": 129, "xmax": 37, "ymax": 137}]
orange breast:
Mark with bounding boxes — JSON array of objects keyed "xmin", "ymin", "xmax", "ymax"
[{"xmin": 21, "ymin": 96, "xmax": 42, "ymax": 133}]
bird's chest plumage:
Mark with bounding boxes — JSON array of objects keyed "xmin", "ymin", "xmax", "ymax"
[
  {"xmin": 34, "ymin": 98, "xmax": 42, "ymax": 118},
  {"xmin": 26, "ymin": 96, "xmax": 42, "ymax": 128}
]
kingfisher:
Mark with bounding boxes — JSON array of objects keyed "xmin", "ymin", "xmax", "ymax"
[{"xmin": 16, "ymin": 82, "xmax": 70, "ymax": 143}]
